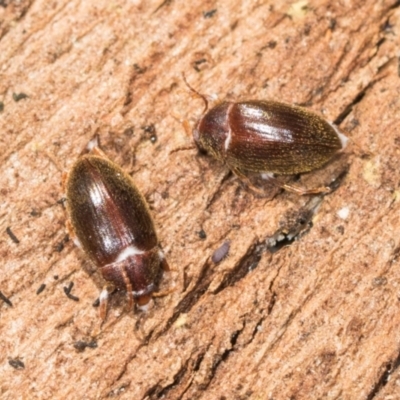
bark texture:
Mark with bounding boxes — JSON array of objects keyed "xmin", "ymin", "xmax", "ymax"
[{"xmin": 1, "ymin": 1, "xmax": 400, "ymax": 399}]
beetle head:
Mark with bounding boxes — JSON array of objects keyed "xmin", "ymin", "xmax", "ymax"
[{"xmin": 193, "ymin": 102, "xmax": 232, "ymax": 161}]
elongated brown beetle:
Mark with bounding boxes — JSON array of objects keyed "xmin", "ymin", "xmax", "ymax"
[
  {"xmin": 184, "ymin": 76, "xmax": 348, "ymax": 195},
  {"xmin": 65, "ymin": 149, "xmax": 169, "ymax": 319}
]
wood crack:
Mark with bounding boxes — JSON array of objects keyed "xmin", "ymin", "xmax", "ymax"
[{"xmin": 366, "ymin": 348, "xmax": 400, "ymax": 400}]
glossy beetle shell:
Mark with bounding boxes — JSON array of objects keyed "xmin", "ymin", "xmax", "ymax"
[
  {"xmin": 66, "ymin": 153, "xmax": 168, "ymax": 314},
  {"xmin": 194, "ymin": 100, "xmax": 346, "ymax": 176}
]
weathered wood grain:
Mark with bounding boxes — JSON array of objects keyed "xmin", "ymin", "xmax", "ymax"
[{"xmin": 1, "ymin": 0, "xmax": 400, "ymax": 399}]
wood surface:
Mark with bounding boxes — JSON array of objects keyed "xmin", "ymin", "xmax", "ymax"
[{"xmin": 1, "ymin": 0, "xmax": 400, "ymax": 399}]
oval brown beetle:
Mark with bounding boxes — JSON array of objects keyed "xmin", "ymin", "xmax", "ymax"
[
  {"xmin": 65, "ymin": 149, "xmax": 169, "ymax": 320},
  {"xmin": 184, "ymin": 77, "xmax": 348, "ymax": 195}
]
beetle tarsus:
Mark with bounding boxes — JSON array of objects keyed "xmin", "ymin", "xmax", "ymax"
[
  {"xmin": 61, "ymin": 172, "xmax": 68, "ymax": 194},
  {"xmin": 281, "ymin": 183, "xmax": 332, "ymax": 196},
  {"xmin": 159, "ymin": 251, "xmax": 170, "ymax": 271},
  {"xmin": 183, "ymin": 119, "xmax": 192, "ymax": 138},
  {"xmin": 152, "ymin": 287, "xmax": 176, "ymax": 298},
  {"xmin": 99, "ymin": 284, "xmax": 116, "ymax": 321},
  {"xmin": 99, "ymin": 287, "xmax": 110, "ymax": 321},
  {"xmin": 127, "ymin": 289, "xmax": 134, "ymax": 312},
  {"xmin": 231, "ymin": 167, "xmax": 266, "ymax": 195},
  {"xmin": 66, "ymin": 219, "xmax": 82, "ymax": 248},
  {"xmin": 90, "ymin": 146, "xmax": 107, "ymax": 158}
]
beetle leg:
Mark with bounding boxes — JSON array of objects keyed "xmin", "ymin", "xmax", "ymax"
[
  {"xmin": 281, "ymin": 182, "xmax": 331, "ymax": 195},
  {"xmin": 261, "ymin": 173, "xmax": 331, "ymax": 196},
  {"xmin": 261, "ymin": 172, "xmax": 331, "ymax": 196},
  {"xmin": 85, "ymin": 133, "xmax": 100, "ymax": 153},
  {"xmin": 119, "ymin": 264, "xmax": 134, "ymax": 312},
  {"xmin": 43, "ymin": 149, "xmax": 63, "ymax": 172},
  {"xmin": 99, "ymin": 285, "xmax": 115, "ymax": 321},
  {"xmin": 161, "ymin": 258, "xmax": 170, "ymax": 271},
  {"xmin": 168, "ymin": 110, "xmax": 197, "ymax": 153},
  {"xmin": 66, "ymin": 219, "xmax": 82, "ymax": 248},
  {"xmin": 168, "ymin": 118, "xmax": 196, "ymax": 154},
  {"xmin": 170, "ymin": 109, "xmax": 192, "ymax": 138},
  {"xmin": 152, "ymin": 287, "xmax": 176, "ymax": 298},
  {"xmin": 170, "ymin": 108, "xmax": 193, "ymax": 139},
  {"xmin": 234, "ymin": 168, "xmax": 331, "ymax": 196},
  {"xmin": 158, "ymin": 248, "xmax": 170, "ymax": 271},
  {"xmin": 231, "ymin": 167, "xmax": 266, "ymax": 195},
  {"xmin": 127, "ymin": 291, "xmax": 134, "ymax": 312},
  {"xmin": 61, "ymin": 172, "xmax": 68, "ymax": 194},
  {"xmin": 90, "ymin": 146, "xmax": 108, "ymax": 158}
]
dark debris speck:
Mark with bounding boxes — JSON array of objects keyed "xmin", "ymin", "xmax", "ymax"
[
  {"xmin": 36, "ymin": 284, "xmax": 46, "ymax": 295},
  {"xmin": 6, "ymin": 227, "xmax": 20, "ymax": 244},
  {"xmin": 55, "ymin": 235, "xmax": 69, "ymax": 253},
  {"xmin": 12, "ymin": 92, "xmax": 28, "ymax": 102},
  {"xmin": 198, "ymin": 229, "xmax": 207, "ymax": 240},
  {"xmin": 30, "ymin": 209, "xmax": 41, "ymax": 217},
  {"xmin": 0, "ymin": 290, "xmax": 12, "ymax": 307},
  {"xmin": 74, "ymin": 340, "xmax": 98, "ymax": 352},
  {"xmin": 203, "ymin": 9, "xmax": 217, "ymax": 18},
  {"xmin": 63, "ymin": 282, "xmax": 79, "ymax": 302},
  {"xmin": 142, "ymin": 124, "xmax": 157, "ymax": 144},
  {"xmin": 9, "ymin": 358, "xmax": 25, "ymax": 370},
  {"xmin": 133, "ymin": 63, "xmax": 146, "ymax": 74}
]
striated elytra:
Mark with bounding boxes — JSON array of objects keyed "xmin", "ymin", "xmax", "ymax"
[
  {"xmin": 191, "ymin": 95, "xmax": 348, "ymax": 195},
  {"xmin": 66, "ymin": 151, "xmax": 169, "ymax": 319}
]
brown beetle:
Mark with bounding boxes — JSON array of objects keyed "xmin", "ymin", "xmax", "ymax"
[
  {"xmin": 65, "ymin": 149, "xmax": 169, "ymax": 319},
  {"xmin": 184, "ymin": 77, "xmax": 348, "ymax": 195}
]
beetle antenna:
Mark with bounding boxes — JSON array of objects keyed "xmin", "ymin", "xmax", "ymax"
[
  {"xmin": 169, "ymin": 145, "xmax": 196, "ymax": 154},
  {"xmin": 182, "ymin": 73, "xmax": 209, "ymax": 114}
]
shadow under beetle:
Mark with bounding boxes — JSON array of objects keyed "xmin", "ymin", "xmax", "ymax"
[
  {"xmin": 184, "ymin": 76, "xmax": 348, "ymax": 195},
  {"xmin": 65, "ymin": 148, "xmax": 169, "ymax": 320}
]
